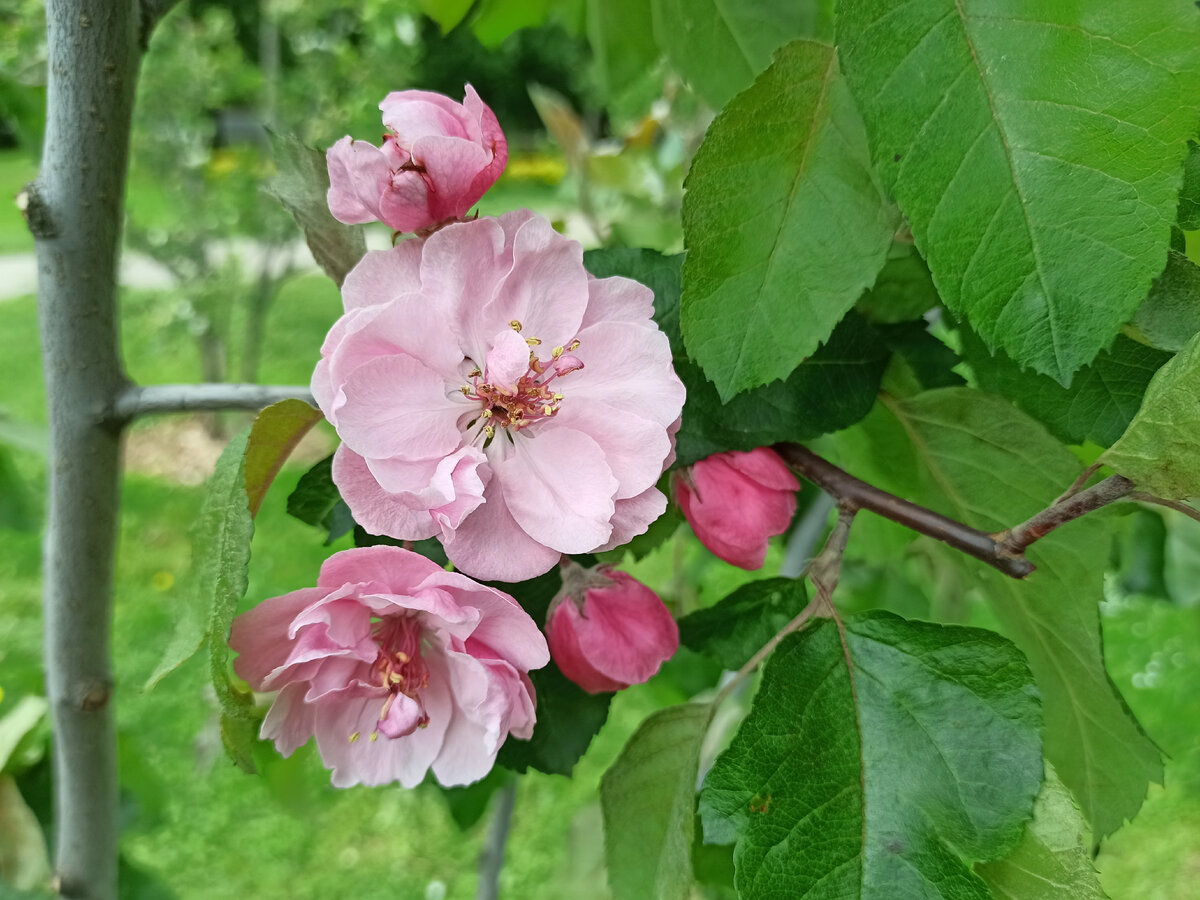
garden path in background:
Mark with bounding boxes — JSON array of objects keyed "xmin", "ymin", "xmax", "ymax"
[{"xmin": 0, "ymin": 238, "xmax": 320, "ymax": 302}]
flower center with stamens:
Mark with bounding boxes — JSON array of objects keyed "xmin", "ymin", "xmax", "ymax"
[
  {"xmin": 461, "ymin": 321, "xmax": 584, "ymax": 443},
  {"xmin": 360, "ymin": 616, "xmax": 430, "ymax": 742}
]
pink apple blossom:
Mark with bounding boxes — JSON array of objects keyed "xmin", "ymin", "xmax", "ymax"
[
  {"xmin": 312, "ymin": 209, "xmax": 686, "ymax": 582},
  {"xmin": 326, "ymin": 84, "xmax": 507, "ymax": 234},
  {"xmin": 676, "ymin": 448, "xmax": 800, "ymax": 570},
  {"xmin": 228, "ymin": 546, "xmax": 548, "ymax": 788},
  {"xmin": 545, "ymin": 563, "xmax": 679, "ymax": 694}
]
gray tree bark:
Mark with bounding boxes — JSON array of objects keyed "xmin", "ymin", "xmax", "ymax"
[{"xmin": 30, "ymin": 1, "xmax": 178, "ymax": 897}]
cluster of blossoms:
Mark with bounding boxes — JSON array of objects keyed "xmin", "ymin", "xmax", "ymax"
[{"xmin": 231, "ymin": 86, "xmax": 799, "ymax": 789}]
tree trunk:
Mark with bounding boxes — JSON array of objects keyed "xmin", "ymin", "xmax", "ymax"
[{"xmin": 31, "ymin": 2, "xmax": 141, "ymax": 898}]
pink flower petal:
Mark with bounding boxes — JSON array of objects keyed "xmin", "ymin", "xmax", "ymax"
[
  {"xmin": 331, "ymin": 446, "xmax": 440, "ymax": 540},
  {"xmin": 441, "ymin": 478, "xmax": 563, "ymax": 582},
  {"xmin": 261, "ymin": 682, "xmax": 319, "ymax": 756},
  {"xmin": 335, "ymin": 354, "xmax": 463, "ymax": 461},
  {"xmin": 230, "ymin": 587, "xmax": 328, "ymax": 689},
  {"xmin": 484, "ymin": 327, "xmax": 533, "ymax": 394},
  {"xmin": 494, "ymin": 428, "xmax": 618, "ymax": 554},
  {"xmin": 326, "ymin": 137, "xmax": 390, "ymax": 225},
  {"xmin": 579, "ymin": 274, "xmax": 655, "ymax": 330},
  {"xmin": 596, "ymin": 486, "xmax": 670, "ymax": 552},
  {"xmin": 553, "ymin": 400, "xmax": 670, "ymax": 500},
  {"xmin": 341, "ymin": 241, "xmax": 424, "ymax": 310}
]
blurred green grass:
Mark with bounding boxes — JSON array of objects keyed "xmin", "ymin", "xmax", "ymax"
[{"xmin": 2, "ymin": 205, "xmax": 1199, "ymax": 897}]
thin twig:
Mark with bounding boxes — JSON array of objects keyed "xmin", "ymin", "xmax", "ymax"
[
  {"xmin": 1054, "ymin": 460, "xmax": 1103, "ymax": 504},
  {"xmin": 1127, "ymin": 492, "xmax": 1200, "ymax": 524},
  {"xmin": 995, "ymin": 475, "xmax": 1135, "ymax": 556},
  {"xmin": 712, "ymin": 507, "xmax": 857, "ymax": 709},
  {"xmin": 776, "ymin": 443, "xmax": 1035, "ymax": 579},
  {"xmin": 111, "ymin": 383, "xmax": 315, "ymax": 423}
]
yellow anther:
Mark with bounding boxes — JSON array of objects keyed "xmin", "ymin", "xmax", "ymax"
[
  {"xmin": 542, "ymin": 405, "xmax": 554, "ymax": 416},
  {"xmin": 389, "ymin": 672, "xmax": 404, "ymax": 684},
  {"xmin": 484, "ymin": 425, "xmax": 495, "ymax": 439},
  {"xmin": 552, "ymin": 346, "xmax": 564, "ymax": 358},
  {"xmin": 510, "ymin": 319, "xmax": 522, "ymax": 332},
  {"xmin": 395, "ymin": 650, "xmax": 409, "ymax": 663},
  {"xmin": 349, "ymin": 731, "xmax": 360, "ymax": 743},
  {"xmin": 553, "ymin": 392, "xmax": 563, "ymax": 400},
  {"xmin": 460, "ymin": 385, "xmax": 471, "ymax": 395},
  {"xmin": 469, "ymin": 367, "xmax": 482, "ymax": 378},
  {"xmin": 481, "ymin": 408, "xmax": 493, "ymax": 418},
  {"xmin": 569, "ymin": 339, "xmax": 581, "ymax": 350},
  {"xmin": 369, "ymin": 732, "xmax": 379, "ymax": 742},
  {"xmin": 526, "ymin": 337, "xmax": 542, "ymax": 346}
]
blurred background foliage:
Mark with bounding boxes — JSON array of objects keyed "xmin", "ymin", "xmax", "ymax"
[{"xmin": 1, "ymin": 1, "xmax": 1199, "ymax": 897}]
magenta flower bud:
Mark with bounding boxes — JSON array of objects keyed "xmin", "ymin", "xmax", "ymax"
[
  {"xmin": 546, "ymin": 564, "xmax": 679, "ymax": 694},
  {"xmin": 326, "ymin": 84, "xmax": 508, "ymax": 234},
  {"xmin": 229, "ymin": 546, "xmax": 549, "ymax": 788},
  {"xmin": 675, "ymin": 448, "xmax": 800, "ymax": 570}
]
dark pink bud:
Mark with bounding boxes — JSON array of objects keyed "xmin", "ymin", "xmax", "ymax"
[
  {"xmin": 546, "ymin": 564, "xmax": 678, "ymax": 694},
  {"xmin": 676, "ymin": 447, "xmax": 800, "ymax": 570}
]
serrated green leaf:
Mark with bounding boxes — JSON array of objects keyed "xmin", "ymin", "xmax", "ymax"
[
  {"xmin": 652, "ymin": 0, "xmax": 833, "ymax": 108},
  {"xmin": 976, "ymin": 764, "xmax": 1106, "ymax": 900},
  {"xmin": 495, "ymin": 662, "xmax": 612, "ymax": 776},
  {"xmin": 678, "ymin": 578, "xmax": 807, "ymax": 670},
  {"xmin": 601, "ymin": 703, "xmax": 713, "ymax": 900},
  {"xmin": 471, "ymin": 0, "xmax": 553, "ymax": 47},
  {"xmin": 1102, "ymin": 330, "xmax": 1200, "ymax": 499},
  {"xmin": 959, "ymin": 327, "xmax": 1171, "ymax": 448},
  {"xmin": 838, "ymin": 0, "xmax": 1200, "ymax": 383},
  {"xmin": 266, "ymin": 131, "xmax": 367, "ymax": 288},
  {"xmin": 1178, "ymin": 141, "xmax": 1200, "ymax": 230},
  {"xmin": 243, "ymin": 399, "xmax": 323, "ymax": 517},
  {"xmin": 855, "ymin": 243, "xmax": 941, "ymax": 324},
  {"xmin": 681, "ymin": 40, "xmax": 897, "ymax": 400},
  {"xmin": 584, "ymin": 248, "xmax": 889, "ymax": 463},
  {"xmin": 700, "ymin": 612, "xmax": 1042, "ymax": 898},
  {"xmin": 675, "ymin": 312, "xmax": 890, "ymax": 466},
  {"xmin": 1132, "ymin": 250, "xmax": 1200, "ymax": 352},
  {"xmin": 881, "ymin": 321, "xmax": 966, "ymax": 393},
  {"xmin": 836, "ymin": 388, "xmax": 1163, "ymax": 836}
]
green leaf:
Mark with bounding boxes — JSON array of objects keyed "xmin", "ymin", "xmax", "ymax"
[
  {"xmin": 438, "ymin": 766, "xmax": 515, "ymax": 831},
  {"xmin": 675, "ymin": 312, "xmax": 890, "ymax": 466},
  {"xmin": 0, "ymin": 699, "xmax": 47, "ymax": 774},
  {"xmin": 495, "ymin": 662, "xmax": 612, "ymax": 776},
  {"xmin": 681, "ymin": 40, "xmax": 897, "ymax": 400},
  {"xmin": 285, "ymin": 454, "xmax": 354, "ymax": 544},
  {"xmin": 678, "ymin": 578, "xmax": 808, "ymax": 670},
  {"xmin": 265, "ymin": 131, "xmax": 367, "ymax": 288},
  {"xmin": 419, "ymin": 0, "xmax": 475, "ymax": 32},
  {"xmin": 0, "ymin": 775, "xmax": 51, "ymax": 893},
  {"xmin": 1178, "ymin": 141, "xmax": 1200, "ymax": 230},
  {"xmin": 855, "ymin": 243, "xmax": 941, "ymax": 324},
  {"xmin": 601, "ymin": 703, "xmax": 713, "ymax": 900},
  {"xmin": 651, "ymin": 0, "xmax": 833, "ymax": 108},
  {"xmin": 243, "ymin": 399, "xmax": 323, "ymax": 517},
  {"xmin": 1102, "ymin": 330, "xmax": 1200, "ymax": 499},
  {"xmin": 587, "ymin": 0, "xmax": 660, "ymax": 100},
  {"xmin": 880, "ymin": 321, "xmax": 966, "ymax": 393},
  {"xmin": 975, "ymin": 765, "xmax": 1106, "ymax": 900},
  {"xmin": 583, "ymin": 248, "xmax": 889, "ymax": 461},
  {"xmin": 959, "ymin": 327, "xmax": 1171, "ymax": 448},
  {"xmin": 838, "ymin": 0, "xmax": 1200, "ymax": 383},
  {"xmin": 471, "ymin": 0, "xmax": 553, "ymax": 47},
  {"xmin": 700, "ymin": 612, "xmax": 1042, "ymax": 898},
  {"xmin": 1131, "ymin": 250, "xmax": 1200, "ymax": 352},
  {"xmin": 836, "ymin": 388, "xmax": 1163, "ymax": 836}
]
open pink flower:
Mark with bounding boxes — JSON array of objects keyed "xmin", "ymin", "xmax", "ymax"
[
  {"xmin": 312, "ymin": 209, "xmax": 686, "ymax": 582},
  {"xmin": 546, "ymin": 564, "xmax": 678, "ymax": 694},
  {"xmin": 676, "ymin": 448, "xmax": 800, "ymax": 570},
  {"xmin": 229, "ymin": 546, "xmax": 548, "ymax": 788},
  {"xmin": 326, "ymin": 84, "xmax": 507, "ymax": 234}
]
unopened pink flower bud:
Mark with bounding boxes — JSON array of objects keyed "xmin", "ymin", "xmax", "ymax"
[
  {"xmin": 326, "ymin": 84, "xmax": 507, "ymax": 234},
  {"xmin": 546, "ymin": 564, "xmax": 679, "ymax": 694},
  {"xmin": 675, "ymin": 448, "xmax": 800, "ymax": 570}
]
